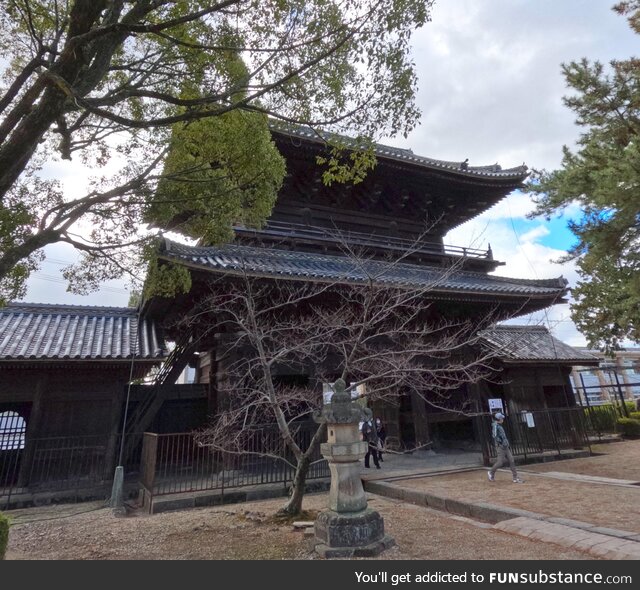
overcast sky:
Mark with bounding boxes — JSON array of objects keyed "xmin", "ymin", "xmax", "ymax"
[{"xmin": 22, "ymin": 0, "xmax": 639, "ymax": 347}]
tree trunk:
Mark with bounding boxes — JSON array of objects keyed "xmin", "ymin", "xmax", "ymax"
[
  {"xmin": 278, "ymin": 454, "xmax": 311, "ymax": 516},
  {"xmin": 0, "ymin": 0, "xmax": 108, "ymax": 202},
  {"xmin": 0, "ymin": 231, "xmax": 59, "ymax": 282}
]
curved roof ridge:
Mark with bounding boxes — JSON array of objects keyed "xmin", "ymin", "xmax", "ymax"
[
  {"xmin": 270, "ymin": 123, "xmax": 529, "ymax": 180},
  {"xmin": 490, "ymin": 324, "xmax": 550, "ymax": 331},
  {"xmin": 159, "ymin": 240, "xmax": 568, "ymax": 299},
  {"xmin": 162, "ymin": 240, "xmax": 566, "ymax": 289}
]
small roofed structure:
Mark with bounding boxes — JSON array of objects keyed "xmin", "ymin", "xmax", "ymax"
[
  {"xmin": 477, "ymin": 325, "xmax": 599, "ymax": 414},
  {"xmin": 0, "ymin": 303, "xmax": 163, "ymax": 364},
  {"xmin": 479, "ymin": 325, "xmax": 599, "ymax": 365},
  {"xmin": 402, "ymin": 325, "xmax": 600, "ymax": 449},
  {"xmin": 0, "ymin": 303, "xmax": 167, "ymax": 502}
]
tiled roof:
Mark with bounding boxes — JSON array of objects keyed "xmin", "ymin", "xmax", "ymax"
[
  {"xmin": 160, "ymin": 240, "xmax": 568, "ymax": 299},
  {"xmin": 480, "ymin": 325, "xmax": 599, "ymax": 363},
  {"xmin": 0, "ymin": 303, "xmax": 165, "ymax": 361},
  {"xmin": 271, "ymin": 124, "xmax": 529, "ymax": 181}
]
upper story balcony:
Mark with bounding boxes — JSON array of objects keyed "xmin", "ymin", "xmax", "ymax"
[{"xmin": 233, "ymin": 220, "xmax": 503, "ymax": 273}]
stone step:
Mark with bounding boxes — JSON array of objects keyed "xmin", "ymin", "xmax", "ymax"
[{"xmin": 495, "ymin": 517, "xmax": 640, "ymax": 560}]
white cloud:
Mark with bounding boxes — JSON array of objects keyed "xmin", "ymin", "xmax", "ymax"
[
  {"xmin": 446, "ymin": 202, "xmax": 586, "ymax": 346},
  {"xmin": 21, "ymin": 242, "xmax": 130, "ymax": 307},
  {"xmin": 519, "ymin": 225, "xmax": 550, "ymax": 244},
  {"xmin": 480, "ymin": 192, "xmax": 538, "ymax": 222}
]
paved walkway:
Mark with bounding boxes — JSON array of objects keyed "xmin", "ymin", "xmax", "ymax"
[
  {"xmin": 360, "ymin": 448, "xmax": 483, "ymax": 480},
  {"xmin": 495, "ymin": 517, "xmax": 640, "ymax": 560},
  {"xmin": 363, "ymin": 465, "xmax": 640, "ymax": 560}
]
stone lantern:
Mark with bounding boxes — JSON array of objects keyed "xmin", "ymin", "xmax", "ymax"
[{"xmin": 313, "ymin": 379, "xmax": 395, "ymax": 558}]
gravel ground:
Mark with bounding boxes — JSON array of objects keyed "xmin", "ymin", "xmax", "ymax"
[
  {"xmin": 524, "ymin": 439, "xmax": 640, "ymax": 480},
  {"xmin": 395, "ymin": 440, "xmax": 640, "ymax": 533},
  {"xmin": 7, "ymin": 440, "xmax": 639, "ymax": 560},
  {"xmin": 5, "ymin": 492, "xmax": 596, "ymax": 561}
]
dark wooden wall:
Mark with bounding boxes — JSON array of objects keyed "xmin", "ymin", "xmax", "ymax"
[{"xmin": 0, "ymin": 366, "xmax": 130, "ymax": 438}]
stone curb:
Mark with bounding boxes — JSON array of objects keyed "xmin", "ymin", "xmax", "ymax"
[
  {"xmin": 363, "ymin": 480, "xmax": 544, "ymax": 523},
  {"xmin": 495, "ymin": 517, "xmax": 640, "ymax": 560},
  {"xmin": 151, "ymin": 478, "xmax": 331, "ymax": 514}
]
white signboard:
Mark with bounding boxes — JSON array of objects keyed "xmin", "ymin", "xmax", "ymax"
[
  {"xmin": 525, "ymin": 412, "xmax": 536, "ymax": 428},
  {"xmin": 488, "ymin": 398, "xmax": 504, "ymax": 413}
]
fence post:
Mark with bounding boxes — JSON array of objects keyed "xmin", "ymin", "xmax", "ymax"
[
  {"xmin": 548, "ymin": 410, "xmax": 561, "ymax": 456},
  {"xmin": 574, "ymin": 408, "xmax": 592, "ymax": 455},
  {"xmin": 139, "ymin": 433, "xmax": 158, "ymax": 513},
  {"xmin": 579, "ymin": 373, "xmax": 601, "ymax": 440},
  {"xmin": 520, "ymin": 415, "xmax": 529, "ymax": 462},
  {"xmin": 475, "ymin": 414, "xmax": 491, "ymax": 467},
  {"xmin": 613, "ymin": 371, "xmax": 630, "ymax": 417}
]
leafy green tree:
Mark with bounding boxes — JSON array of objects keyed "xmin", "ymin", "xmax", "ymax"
[
  {"xmin": 0, "ymin": 0, "xmax": 431, "ymax": 303},
  {"xmin": 527, "ymin": 2, "xmax": 640, "ymax": 351}
]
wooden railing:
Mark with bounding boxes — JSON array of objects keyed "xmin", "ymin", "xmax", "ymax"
[{"xmin": 234, "ymin": 220, "xmax": 491, "ymax": 260}]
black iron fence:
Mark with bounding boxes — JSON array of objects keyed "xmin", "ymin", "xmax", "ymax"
[
  {"xmin": 581, "ymin": 403, "xmax": 623, "ymax": 438},
  {"xmin": 0, "ymin": 432, "xmax": 138, "ymax": 510},
  {"xmin": 572, "ymin": 380, "xmax": 640, "ymax": 415},
  {"xmin": 139, "ymin": 422, "xmax": 329, "ymax": 506},
  {"xmin": 1, "ymin": 423, "xmax": 329, "ymax": 510},
  {"xmin": 475, "ymin": 407, "xmax": 594, "ymax": 465}
]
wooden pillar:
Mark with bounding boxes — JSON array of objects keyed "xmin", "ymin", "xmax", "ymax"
[
  {"xmin": 214, "ymin": 340, "xmax": 238, "ymax": 414},
  {"xmin": 17, "ymin": 375, "xmax": 47, "ymax": 488},
  {"xmin": 104, "ymin": 382, "xmax": 127, "ymax": 477},
  {"xmin": 534, "ymin": 369, "xmax": 544, "ymax": 410},
  {"xmin": 206, "ymin": 347, "xmax": 218, "ymax": 417},
  {"xmin": 410, "ymin": 391, "xmax": 430, "ymax": 447}
]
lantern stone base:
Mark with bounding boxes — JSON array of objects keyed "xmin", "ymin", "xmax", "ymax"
[{"xmin": 313, "ymin": 508, "xmax": 395, "ymax": 558}]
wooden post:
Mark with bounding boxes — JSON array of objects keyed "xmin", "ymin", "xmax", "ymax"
[
  {"xmin": 16, "ymin": 375, "xmax": 47, "ymax": 488},
  {"xmin": 104, "ymin": 382, "xmax": 127, "ymax": 479},
  {"xmin": 410, "ymin": 391, "xmax": 430, "ymax": 447},
  {"xmin": 139, "ymin": 433, "xmax": 158, "ymax": 513}
]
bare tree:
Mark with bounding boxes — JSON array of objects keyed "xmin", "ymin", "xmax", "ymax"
[{"xmin": 187, "ymin": 247, "xmax": 506, "ymax": 516}]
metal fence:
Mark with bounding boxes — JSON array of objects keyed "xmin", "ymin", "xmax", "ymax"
[
  {"xmin": 140, "ymin": 423, "xmax": 330, "ymax": 502},
  {"xmin": 0, "ymin": 432, "xmax": 135, "ymax": 509},
  {"xmin": 580, "ymin": 403, "xmax": 623, "ymax": 438},
  {"xmin": 571, "ymin": 376, "xmax": 640, "ymax": 408},
  {"xmin": 476, "ymin": 407, "xmax": 593, "ymax": 465}
]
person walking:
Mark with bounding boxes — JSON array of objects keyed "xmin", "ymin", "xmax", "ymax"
[
  {"xmin": 361, "ymin": 417, "xmax": 380, "ymax": 469},
  {"xmin": 375, "ymin": 417, "xmax": 386, "ymax": 463},
  {"xmin": 487, "ymin": 412, "xmax": 524, "ymax": 483}
]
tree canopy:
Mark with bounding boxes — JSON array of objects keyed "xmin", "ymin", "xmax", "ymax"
[
  {"xmin": 527, "ymin": 2, "xmax": 640, "ymax": 351},
  {"xmin": 0, "ymin": 0, "xmax": 431, "ymax": 304}
]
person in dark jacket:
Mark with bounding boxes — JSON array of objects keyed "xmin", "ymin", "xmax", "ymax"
[
  {"xmin": 375, "ymin": 417, "xmax": 386, "ymax": 462},
  {"xmin": 361, "ymin": 418, "xmax": 380, "ymax": 469},
  {"xmin": 488, "ymin": 412, "xmax": 524, "ymax": 483}
]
